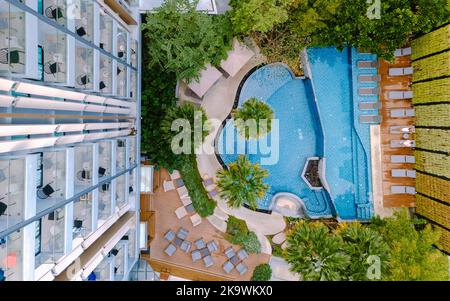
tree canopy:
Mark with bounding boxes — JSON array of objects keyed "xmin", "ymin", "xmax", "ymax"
[
  {"xmin": 232, "ymin": 98, "xmax": 274, "ymax": 139},
  {"xmin": 142, "ymin": 0, "xmax": 233, "ymax": 81}
]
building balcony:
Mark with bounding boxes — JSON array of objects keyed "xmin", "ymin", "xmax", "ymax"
[
  {"xmin": 116, "ymin": 63, "xmax": 127, "ymax": 97},
  {"xmin": 38, "ymin": 20, "xmax": 67, "ymax": 83},
  {"xmin": 99, "ymin": 55, "xmax": 112, "ymax": 94},
  {"xmin": 36, "ymin": 150, "xmax": 67, "ymax": 214},
  {"xmin": 75, "ymin": 44, "xmax": 93, "ymax": 89},
  {"xmin": 0, "ymin": 1, "xmax": 26, "ymax": 74},
  {"xmin": 73, "ymin": 192, "xmax": 94, "ymax": 247},
  {"xmin": 99, "ymin": 9, "xmax": 113, "ymax": 53},
  {"xmin": 74, "ymin": 0, "xmax": 94, "ymax": 42},
  {"xmin": 116, "ymin": 26, "xmax": 127, "ymax": 62},
  {"xmin": 42, "ymin": 0, "xmax": 67, "ymax": 27},
  {"xmin": 0, "ymin": 157, "xmax": 25, "ymax": 233},
  {"xmin": 74, "ymin": 144, "xmax": 93, "ymax": 195},
  {"xmin": 0, "ymin": 228, "xmax": 23, "ymax": 281}
]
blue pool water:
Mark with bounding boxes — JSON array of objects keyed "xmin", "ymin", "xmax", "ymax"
[{"xmin": 217, "ymin": 47, "xmax": 374, "ymax": 220}]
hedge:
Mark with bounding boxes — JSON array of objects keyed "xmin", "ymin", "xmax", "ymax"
[
  {"xmin": 411, "ymin": 25, "xmax": 450, "ymax": 60},
  {"xmin": 251, "ymin": 264, "xmax": 272, "ymax": 281},
  {"xmin": 433, "ymin": 224, "xmax": 450, "ymax": 254},
  {"xmin": 415, "ymin": 128, "xmax": 450, "ymax": 154},
  {"xmin": 412, "ymin": 50, "xmax": 450, "ymax": 82},
  {"xmin": 416, "ymin": 194, "xmax": 450, "ymax": 230},
  {"xmin": 412, "ymin": 78, "xmax": 450, "ymax": 105},
  {"xmin": 414, "ymin": 150, "xmax": 450, "ymax": 178},
  {"xmin": 414, "ymin": 104, "xmax": 450, "ymax": 127},
  {"xmin": 415, "ymin": 150, "xmax": 450, "ymax": 179},
  {"xmin": 415, "ymin": 173, "xmax": 450, "ymax": 204}
]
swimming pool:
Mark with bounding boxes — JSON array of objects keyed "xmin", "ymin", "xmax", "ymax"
[{"xmin": 216, "ymin": 47, "xmax": 374, "ymax": 220}]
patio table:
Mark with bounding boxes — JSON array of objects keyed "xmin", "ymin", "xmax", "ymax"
[
  {"xmin": 174, "ymin": 237, "xmax": 183, "ymax": 247},
  {"xmin": 199, "ymin": 247, "xmax": 210, "ymax": 258},
  {"xmin": 230, "ymin": 255, "xmax": 240, "ymax": 266}
]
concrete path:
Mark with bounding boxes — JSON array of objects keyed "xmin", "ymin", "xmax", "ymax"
[{"xmin": 269, "ymin": 256, "xmax": 300, "ymax": 281}]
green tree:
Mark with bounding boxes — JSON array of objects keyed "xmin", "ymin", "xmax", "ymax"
[
  {"xmin": 284, "ymin": 221, "xmax": 350, "ymax": 280},
  {"xmin": 216, "ymin": 155, "xmax": 268, "ymax": 209},
  {"xmin": 225, "ymin": 216, "xmax": 261, "ymax": 253},
  {"xmin": 161, "ymin": 103, "xmax": 210, "ymax": 155},
  {"xmin": 228, "ymin": 0, "xmax": 291, "ymax": 34},
  {"xmin": 336, "ymin": 222, "xmax": 390, "ymax": 281},
  {"xmin": 232, "ymin": 98, "xmax": 274, "ymax": 139},
  {"xmin": 316, "ymin": 0, "xmax": 450, "ymax": 60},
  {"xmin": 142, "ymin": 0, "xmax": 233, "ymax": 81},
  {"xmin": 251, "ymin": 264, "xmax": 272, "ymax": 281},
  {"xmin": 371, "ymin": 210, "xmax": 449, "ymax": 281}
]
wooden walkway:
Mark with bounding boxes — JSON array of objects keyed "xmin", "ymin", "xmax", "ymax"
[{"xmin": 378, "ymin": 55, "xmax": 415, "ymax": 208}]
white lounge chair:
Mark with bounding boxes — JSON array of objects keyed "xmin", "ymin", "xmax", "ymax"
[
  {"xmin": 394, "ymin": 47, "xmax": 412, "ymax": 57},
  {"xmin": 359, "ymin": 87, "xmax": 380, "ymax": 95},
  {"xmin": 406, "ymin": 186, "xmax": 416, "ymax": 194},
  {"xmin": 391, "ymin": 155, "xmax": 406, "ymax": 163},
  {"xmin": 391, "ymin": 186, "xmax": 406, "ymax": 194},
  {"xmin": 190, "ymin": 213, "xmax": 202, "ymax": 227},
  {"xmin": 358, "ymin": 74, "xmax": 381, "ymax": 82},
  {"xmin": 359, "ymin": 115, "xmax": 382, "ymax": 123},
  {"xmin": 388, "ymin": 90, "xmax": 413, "ymax": 99},
  {"xmin": 390, "ymin": 125, "xmax": 415, "ymax": 134},
  {"xmin": 163, "ymin": 180, "xmax": 175, "ymax": 192},
  {"xmin": 177, "ymin": 186, "xmax": 189, "ymax": 198},
  {"xmin": 175, "ymin": 206, "xmax": 188, "ymax": 219},
  {"xmin": 392, "ymin": 169, "xmax": 407, "ymax": 177},
  {"xmin": 359, "ymin": 102, "xmax": 381, "ymax": 110},
  {"xmin": 390, "ymin": 140, "xmax": 416, "ymax": 148},
  {"xmin": 390, "ymin": 109, "xmax": 415, "ymax": 118},
  {"xmin": 169, "ymin": 169, "xmax": 181, "ymax": 180},
  {"xmin": 405, "ymin": 109, "xmax": 415, "ymax": 117},
  {"xmin": 181, "ymin": 196, "xmax": 192, "ymax": 206},
  {"xmin": 389, "ymin": 67, "xmax": 413, "ymax": 76}
]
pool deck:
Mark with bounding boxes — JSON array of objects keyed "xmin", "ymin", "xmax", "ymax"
[
  {"xmin": 144, "ymin": 168, "xmax": 271, "ymax": 281},
  {"xmin": 378, "ymin": 55, "xmax": 416, "ymax": 208}
]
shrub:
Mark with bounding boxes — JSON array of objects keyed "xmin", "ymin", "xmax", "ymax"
[
  {"xmin": 225, "ymin": 216, "xmax": 261, "ymax": 253},
  {"xmin": 251, "ymin": 264, "xmax": 272, "ymax": 281}
]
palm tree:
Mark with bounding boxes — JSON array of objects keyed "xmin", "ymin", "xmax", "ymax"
[
  {"xmin": 335, "ymin": 222, "xmax": 390, "ymax": 280},
  {"xmin": 284, "ymin": 221, "xmax": 350, "ymax": 281},
  {"xmin": 232, "ymin": 98, "xmax": 274, "ymax": 139},
  {"xmin": 216, "ymin": 155, "xmax": 268, "ymax": 209}
]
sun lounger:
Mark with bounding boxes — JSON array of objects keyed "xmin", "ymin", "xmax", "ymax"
[
  {"xmin": 175, "ymin": 206, "xmax": 188, "ymax": 219},
  {"xmin": 180, "ymin": 240, "xmax": 192, "ymax": 253},
  {"xmin": 207, "ymin": 240, "xmax": 218, "ymax": 253},
  {"xmin": 358, "ymin": 74, "xmax": 381, "ymax": 82},
  {"xmin": 163, "ymin": 180, "xmax": 175, "ymax": 192},
  {"xmin": 394, "ymin": 47, "xmax": 412, "ymax": 57},
  {"xmin": 164, "ymin": 243, "xmax": 176, "ymax": 256},
  {"xmin": 236, "ymin": 262, "xmax": 248, "ymax": 275},
  {"xmin": 169, "ymin": 169, "xmax": 181, "ymax": 180},
  {"xmin": 405, "ymin": 155, "xmax": 415, "ymax": 163},
  {"xmin": 177, "ymin": 186, "xmax": 189, "ymax": 198},
  {"xmin": 359, "ymin": 102, "xmax": 381, "ymax": 110},
  {"xmin": 359, "ymin": 115, "xmax": 382, "ymax": 123},
  {"xmin": 406, "ymin": 170, "xmax": 416, "ymax": 178},
  {"xmin": 195, "ymin": 238, "xmax": 206, "ymax": 249},
  {"xmin": 191, "ymin": 250, "xmax": 201, "ymax": 262},
  {"xmin": 203, "ymin": 255, "xmax": 214, "ymax": 268},
  {"xmin": 359, "ymin": 87, "xmax": 380, "ymax": 95},
  {"xmin": 391, "ymin": 186, "xmax": 406, "ymax": 194},
  {"xmin": 391, "ymin": 155, "xmax": 406, "ymax": 163},
  {"xmin": 225, "ymin": 247, "xmax": 235, "ymax": 259},
  {"xmin": 237, "ymin": 249, "xmax": 249, "ymax": 261},
  {"xmin": 190, "ymin": 213, "xmax": 202, "ymax": 227},
  {"xmin": 390, "ymin": 109, "xmax": 415, "ymax": 118},
  {"xmin": 390, "ymin": 140, "xmax": 416, "ymax": 148},
  {"xmin": 388, "ymin": 90, "xmax": 413, "ymax": 99},
  {"xmin": 390, "ymin": 125, "xmax": 415, "ymax": 134},
  {"xmin": 389, "ymin": 67, "xmax": 413, "ymax": 76},
  {"xmin": 164, "ymin": 230, "xmax": 176, "ymax": 242},
  {"xmin": 223, "ymin": 261, "xmax": 234, "ymax": 274},
  {"xmin": 177, "ymin": 227, "xmax": 189, "ymax": 240},
  {"xmin": 392, "ymin": 169, "xmax": 407, "ymax": 177},
  {"xmin": 358, "ymin": 60, "xmax": 378, "ymax": 68},
  {"xmin": 180, "ymin": 196, "xmax": 192, "ymax": 207}
]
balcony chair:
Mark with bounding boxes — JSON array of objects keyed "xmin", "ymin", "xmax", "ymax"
[
  {"xmin": 110, "ymin": 248, "xmax": 119, "ymax": 256},
  {"xmin": 99, "ymin": 81, "xmax": 107, "ymax": 90},
  {"xmin": 37, "ymin": 183, "xmax": 55, "ymax": 199},
  {"xmin": 76, "ymin": 170, "xmax": 91, "ymax": 182},
  {"xmin": 0, "ymin": 48, "xmax": 25, "ymax": 65},
  {"xmin": 0, "ymin": 201, "xmax": 7, "ymax": 216},
  {"xmin": 76, "ymin": 26, "xmax": 87, "ymax": 37},
  {"xmin": 98, "ymin": 167, "xmax": 106, "ymax": 177},
  {"xmin": 44, "ymin": 61, "xmax": 62, "ymax": 76},
  {"xmin": 76, "ymin": 74, "xmax": 90, "ymax": 86},
  {"xmin": 45, "ymin": 6, "xmax": 64, "ymax": 20}
]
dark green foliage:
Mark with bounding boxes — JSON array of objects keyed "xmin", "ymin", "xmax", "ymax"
[
  {"xmin": 225, "ymin": 216, "xmax": 261, "ymax": 253},
  {"xmin": 251, "ymin": 264, "xmax": 272, "ymax": 281}
]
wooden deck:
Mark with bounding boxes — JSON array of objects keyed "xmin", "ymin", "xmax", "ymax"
[
  {"xmin": 378, "ymin": 55, "xmax": 415, "ymax": 208},
  {"xmin": 142, "ymin": 169, "xmax": 270, "ymax": 281}
]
